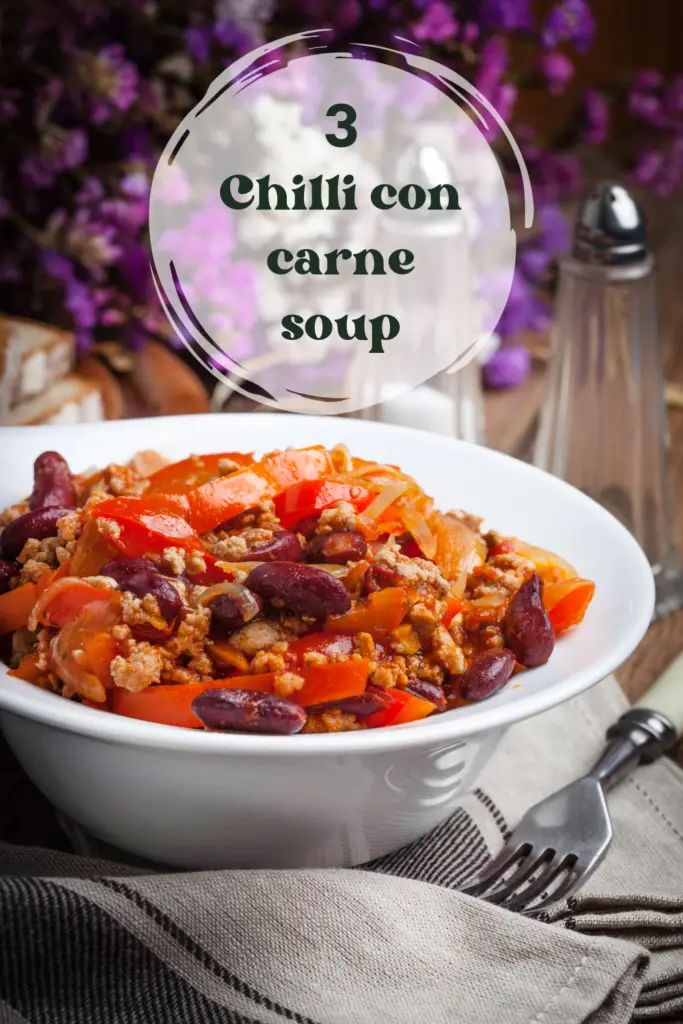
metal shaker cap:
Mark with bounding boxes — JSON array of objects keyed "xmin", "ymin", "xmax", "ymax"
[
  {"xmin": 573, "ymin": 181, "xmax": 647, "ymax": 265},
  {"xmin": 383, "ymin": 139, "xmax": 464, "ymax": 236}
]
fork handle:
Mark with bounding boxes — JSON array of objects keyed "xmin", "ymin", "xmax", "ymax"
[{"xmin": 588, "ymin": 708, "xmax": 678, "ymax": 790}]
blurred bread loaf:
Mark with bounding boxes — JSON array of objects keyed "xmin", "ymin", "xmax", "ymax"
[
  {"xmin": 7, "ymin": 376, "xmax": 106, "ymax": 426},
  {"xmin": 0, "ymin": 316, "xmax": 75, "ymax": 406}
]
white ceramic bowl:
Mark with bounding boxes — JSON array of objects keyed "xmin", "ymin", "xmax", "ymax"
[{"xmin": 0, "ymin": 414, "xmax": 654, "ymax": 868}]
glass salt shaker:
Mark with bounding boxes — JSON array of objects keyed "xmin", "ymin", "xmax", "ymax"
[
  {"xmin": 534, "ymin": 181, "xmax": 683, "ymax": 619},
  {"xmin": 357, "ymin": 137, "xmax": 485, "ymax": 443}
]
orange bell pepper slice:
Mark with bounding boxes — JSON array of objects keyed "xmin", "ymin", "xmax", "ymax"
[
  {"xmin": 187, "ymin": 447, "xmax": 334, "ymax": 535},
  {"xmin": 441, "ymin": 594, "xmax": 463, "ymax": 627},
  {"xmin": 33, "ymin": 578, "xmax": 113, "ymax": 629},
  {"xmin": 83, "ymin": 631, "xmax": 119, "ymax": 686},
  {"xmin": 208, "ymin": 641, "xmax": 250, "ymax": 674},
  {"xmin": 112, "ymin": 659, "xmax": 370, "ymax": 728},
  {"xmin": 275, "ymin": 479, "xmax": 374, "ymax": 530},
  {"xmin": 364, "ymin": 687, "xmax": 436, "ymax": 728},
  {"xmin": 0, "ymin": 582, "xmax": 38, "ymax": 635},
  {"xmin": 91, "ymin": 495, "xmax": 201, "ymax": 556},
  {"xmin": 146, "ymin": 452, "xmax": 255, "ymax": 494},
  {"xmin": 543, "ymin": 578, "xmax": 596, "ymax": 634},
  {"xmin": 8, "ymin": 652, "xmax": 43, "ymax": 683},
  {"xmin": 324, "ymin": 587, "xmax": 407, "ymax": 637}
]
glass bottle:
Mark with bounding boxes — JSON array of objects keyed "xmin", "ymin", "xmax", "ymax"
[
  {"xmin": 534, "ymin": 181, "xmax": 683, "ymax": 618},
  {"xmin": 358, "ymin": 138, "xmax": 485, "ymax": 443}
]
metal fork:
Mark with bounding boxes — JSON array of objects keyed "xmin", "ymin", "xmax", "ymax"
[{"xmin": 460, "ymin": 706, "xmax": 678, "ymax": 915}]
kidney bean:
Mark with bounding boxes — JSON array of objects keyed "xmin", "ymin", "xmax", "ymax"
[
  {"xmin": 29, "ymin": 451, "xmax": 77, "ymax": 510},
  {"xmin": 192, "ymin": 688, "xmax": 307, "ymax": 735},
  {"xmin": 245, "ymin": 561, "xmax": 351, "ymax": 617},
  {"xmin": 304, "ymin": 531, "xmax": 367, "ymax": 565},
  {"xmin": 293, "ymin": 514, "xmax": 321, "ymax": 540},
  {"xmin": 121, "ymin": 571, "xmax": 182, "ymax": 621},
  {"xmin": 101, "ymin": 556, "xmax": 158, "ymax": 583},
  {"xmin": 0, "ymin": 559, "xmax": 18, "ymax": 596},
  {"xmin": 458, "ymin": 648, "xmax": 516, "ymax": 701},
  {"xmin": 307, "ymin": 690, "xmax": 392, "ymax": 718},
  {"xmin": 364, "ymin": 563, "xmax": 396, "ymax": 594},
  {"xmin": 504, "ymin": 572, "xmax": 555, "ymax": 667},
  {"xmin": 208, "ymin": 591, "xmax": 263, "ymax": 640},
  {"xmin": 407, "ymin": 679, "xmax": 447, "ymax": 710},
  {"xmin": 0, "ymin": 506, "xmax": 74, "ymax": 561},
  {"xmin": 247, "ymin": 531, "xmax": 302, "ymax": 562}
]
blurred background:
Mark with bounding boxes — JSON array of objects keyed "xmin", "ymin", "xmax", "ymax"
[{"xmin": 0, "ymin": 0, "xmax": 681, "ymax": 425}]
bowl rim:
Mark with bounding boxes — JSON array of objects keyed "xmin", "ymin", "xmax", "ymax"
[{"xmin": 0, "ymin": 412, "xmax": 654, "ymax": 757}]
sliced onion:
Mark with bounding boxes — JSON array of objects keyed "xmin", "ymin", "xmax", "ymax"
[
  {"xmin": 51, "ymin": 601, "xmax": 121, "ymax": 703},
  {"xmin": 307, "ymin": 563, "xmax": 350, "ymax": 578},
  {"xmin": 468, "ymin": 592, "xmax": 507, "ymax": 609},
  {"xmin": 131, "ymin": 450, "xmax": 170, "ymax": 477},
  {"xmin": 397, "ymin": 499, "xmax": 438, "ymax": 561},
  {"xmin": 360, "ymin": 481, "xmax": 411, "ymax": 522},
  {"xmin": 28, "ymin": 577, "xmax": 106, "ymax": 633},
  {"xmin": 344, "ymin": 461, "xmax": 404, "ymax": 480},
  {"xmin": 216, "ymin": 560, "xmax": 265, "ymax": 574},
  {"xmin": 330, "ymin": 443, "xmax": 353, "ymax": 473},
  {"xmin": 194, "ymin": 581, "xmax": 261, "ymax": 621}
]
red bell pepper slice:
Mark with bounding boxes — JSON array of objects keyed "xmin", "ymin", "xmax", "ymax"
[
  {"xmin": 146, "ymin": 452, "xmax": 255, "ymax": 494},
  {"xmin": 91, "ymin": 496, "xmax": 202, "ymax": 557},
  {"xmin": 112, "ymin": 658, "xmax": 370, "ymax": 728},
  {"xmin": 441, "ymin": 594, "xmax": 463, "ymax": 628},
  {"xmin": 364, "ymin": 687, "xmax": 437, "ymax": 728},
  {"xmin": 34, "ymin": 579, "xmax": 115, "ymax": 629},
  {"xmin": 324, "ymin": 587, "xmax": 407, "ymax": 637},
  {"xmin": 275, "ymin": 479, "xmax": 374, "ymax": 530},
  {"xmin": 543, "ymin": 578, "xmax": 595, "ymax": 634},
  {"xmin": 260, "ymin": 447, "xmax": 333, "ymax": 490}
]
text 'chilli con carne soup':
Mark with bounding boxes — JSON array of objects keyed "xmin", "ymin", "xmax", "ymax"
[{"xmin": 0, "ymin": 445, "xmax": 595, "ymax": 735}]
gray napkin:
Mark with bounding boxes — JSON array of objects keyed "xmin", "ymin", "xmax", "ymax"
[{"xmin": 0, "ymin": 676, "xmax": 681, "ymax": 1024}]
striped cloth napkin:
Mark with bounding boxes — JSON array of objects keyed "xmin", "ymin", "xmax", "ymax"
[{"xmin": 1, "ymin": 676, "xmax": 682, "ymax": 1024}]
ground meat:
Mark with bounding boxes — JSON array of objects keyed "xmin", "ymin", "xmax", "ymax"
[
  {"xmin": 187, "ymin": 650, "xmax": 214, "ymax": 678},
  {"xmin": 241, "ymin": 527, "xmax": 274, "ymax": 546},
  {"xmin": 110, "ymin": 642, "xmax": 163, "ymax": 692},
  {"xmin": 121, "ymin": 591, "xmax": 165, "ymax": 629},
  {"xmin": 250, "ymin": 650, "xmax": 287, "ymax": 674},
  {"xmin": 404, "ymin": 654, "xmax": 446, "ymax": 686},
  {"xmin": 273, "ymin": 670, "xmax": 304, "ymax": 698},
  {"xmin": 281, "ymin": 616, "xmax": 312, "ymax": 637},
  {"xmin": 373, "ymin": 540, "xmax": 450, "ymax": 597},
  {"xmin": 302, "ymin": 650, "xmax": 329, "ymax": 667},
  {"xmin": 11, "ymin": 627, "xmax": 36, "ymax": 663},
  {"xmin": 82, "ymin": 575, "xmax": 118, "ymax": 591},
  {"xmin": 254, "ymin": 500, "xmax": 281, "ymax": 531},
  {"xmin": 19, "ymin": 560, "xmax": 54, "ymax": 584},
  {"xmin": 302, "ymin": 709, "xmax": 361, "ymax": 733},
  {"xmin": 218, "ymin": 457, "xmax": 241, "ymax": 475},
  {"xmin": 97, "ymin": 518, "xmax": 122, "ymax": 543},
  {"xmin": 163, "ymin": 546, "xmax": 186, "ymax": 576},
  {"xmin": 353, "ymin": 632, "xmax": 376, "ymax": 661},
  {"xmin": 165, "ymin": 607, "xmax": 211, "ymax": 659},
  {"xmin": 18, "ymin": 536, "xmax": 60, "ymax": 567},
  {"xmin": 316, "ymin": 501, "xmax": 359, "ymax": 534},
  {"xmin": 57, "ymin": 510, "xmax": 84, "ymax": 545},
  {"xmin": 185, "ymin": 549, "xmax": 207, "ymax": 574},
  {"xmin": 408, "ymin": 601, "xmax": 441, "ymax": 642},
  {"xmin": 101, "ymin": 464, "xmax": 149, "ymax": 497},
  {"xmin": 35, "ymin": 629, "xmax": 51, "ymax": 672},
  {"xmin": 208, "ymin": 534, "xmax": 249, "ymax": 560},
  {"xmin": 229, "ymin": 620, "xmax": 286, "ymax": 656},
  {"xmin": 430, "ymin": 625, "xmax": 467, "ymax": 675},
  {"xmin": 112, "ymin": 623, "xmax": 132, "ymax": 641},
  {"xmin": 370, "ymin": 659, "xmax": 409, "ymax": 691}
]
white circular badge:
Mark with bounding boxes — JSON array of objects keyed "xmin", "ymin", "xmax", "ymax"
[{"xmin": 149, "ymin": 32, "xmax": 531, "ymax": 414}]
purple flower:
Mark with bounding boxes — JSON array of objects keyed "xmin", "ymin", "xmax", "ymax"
[
  {"xmin": 0, "ymin": 88, "xmax": 20, "ymax": 122},
  {"xmin": 538, "ymin": 52, "xmax": 574, "ymax": 95},
  {"xmin": 519, "ymin": 247, "xmax": 550, "ymax": 280},
  {"xmin": 581, "ymin": 89, "xmax": 609, "ymax": 144},
  {"xmin": 542, "ymin": 0, "xmax": 595, "ymax": 52},
  {"xmin": 80, "ymin": 44, "xmax": 139, "ymax": 125},
  {"xmin": 20, "ymin": 127, "xmax": 88, "ymax": 188},
  {"xmin": 538, "ymin": 204, "xmax": 571, "ymax": 254},
  {"xmin": 479, "ymin": 0, "xmax": 533, "ymax": 31},
  {"xmin": 215, "ymin": 19, "xmax": 257, "ymax": 53},
  {"xmin": 186, "ymin": 26, "xmax": 212, "ymax": 64},
  {"xmin": 483, "ymin": 344, "xmax": 532, "ymax": 390},
  {"xmin": 412, "ymin": 1, "xmax": 458, "ymax": 43},
  {"xmin": 633, "ymin": 149, "xmax": 664, "ymax": 187}
]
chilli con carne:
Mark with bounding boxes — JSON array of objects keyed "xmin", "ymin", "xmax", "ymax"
[{"xmin": 0, "ymin": 446, "xmax": 595, "ymax": 735}]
